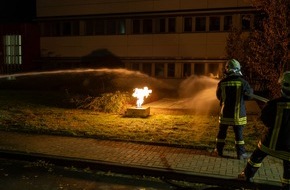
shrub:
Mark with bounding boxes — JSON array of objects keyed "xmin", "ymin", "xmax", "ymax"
[{"xmin": 74, "ymin": 91, "xmax": 133, "ymax": 114}]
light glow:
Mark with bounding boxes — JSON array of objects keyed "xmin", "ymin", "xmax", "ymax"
[{"xmin": 132, "ymin": 87, "xmax": 152, "ymax": 108}]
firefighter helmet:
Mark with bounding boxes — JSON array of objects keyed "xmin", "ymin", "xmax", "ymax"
[
  {"xmin": 225, "ymin": 59, "xmax": 242, "ymax": 75},
  {"xmin": 280, "ymin": 71, "xmax": 290, "ymax": 97}
]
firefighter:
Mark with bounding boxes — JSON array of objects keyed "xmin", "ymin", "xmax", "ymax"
[
  {"xmin": 213, "ymin": 59, "xmax": 253, "ymax": 160},
  {"xmin": 239, "ymin": 71, "xmax": 290, "ymax": 189}
]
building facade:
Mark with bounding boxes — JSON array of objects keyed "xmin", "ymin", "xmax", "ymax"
[
  {"xmin": 36, "ymin": 0, "xmax": 257, "ymax": 80},
  {"xmin": 0, "ymin": 0, "xmax": 258, "ymax": 80}
]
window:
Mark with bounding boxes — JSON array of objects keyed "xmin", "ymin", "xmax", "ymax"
[
  {"xmin": 51, "ymin": 22, "xmax": 61, "ymax": 36},
  {"xmin": 62, "ymin": 22, "xmax": 71, "ymax": 36},
  {"xmin": 85, "ymin": 20, "xmax": 94, "ymax": 35},
  {"xmin": 95, "ymin": 20, "xmax": 105, "ymax": 35},
  {"xmin": 156, "ymin": 18, "xmax": 166, "ymax": 33},
  {"xmin": 118, "ymin": 20, "xmax": 126, "ymax": 34},
  {"xmin": 242, "ymin": 14, "xmax": 251, "ymax": 31},
  {"xmin": 209, "ymin": 16, "xmax": 220, "ymax": 31},
  {"xmin": 132, "ymin": 19, "xmax": 141, "ymax": 34},
  {"xmin": 71, "ymin": 21, "xmax": 80, "ymax": 35},
  {"xmin": 208, "ymin": 63, "xmax": 219, "ymax": 76},
  {"xmin": 132, "ymin": 63, "xmax": 139, "ymax": 71},
  {"xmin": 184, "ymin": 17, "xmax": 192, "ymax": 32},
  {"xmin": 106, "ymin": 20, "xmax": 116, "ymax": 35},
  {"xmin": 195, "ymin": 17, "xmax": 206, "ymax": 31},
  {"xmin": 143, "ymin": 19, "xmax": 153, "ymax": 33},
  {"xmin": 167, "ymin": 63, "xmax": 175, "ymax": 78},
  {"xmin": 194, "ymin": 63, "xmax": 205, "ymax": 75},
  {"xmin": 168, "ymin": 18, "xmax": 176, "ymax": 32},
  {"xmin": 224, "ymin": 16, "xmax": 232, "ymax": 31},
  {"xmin": 155, "ymin": 63, "xmax": 164, "ymax": 77},
  {"xmin": 183, "ymin": 63, "xmax": 191, "ymax": 77},
  {"xmin": 3, "ymin": 35, "xmax": 22, "ymax": 65},
  {"xmin": 143, "ymin": 63, "xmax": 152, "ymax": 76}
]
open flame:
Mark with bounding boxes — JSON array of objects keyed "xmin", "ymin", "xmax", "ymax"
[{"xmin": 132, "ymin": 87, "xmax": 152, "ymax": 108}]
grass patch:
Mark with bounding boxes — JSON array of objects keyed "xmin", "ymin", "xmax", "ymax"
[{"xmin": 0, "ymin": 90, "xmax": 264, "ymax": 151}]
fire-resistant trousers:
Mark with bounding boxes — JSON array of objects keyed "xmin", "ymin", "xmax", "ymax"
[
  {"xmin": 244, "ymin": 148, "xmax": 290, "ymax": 190},
  {"xmin": 216, "ymin": 124, "xmax": 246, "ymax": 156}
]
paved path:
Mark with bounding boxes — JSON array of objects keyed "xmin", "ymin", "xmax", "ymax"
[{"xmin": 0, "ymin": 131, "xmax": 283, "ymax": 189}]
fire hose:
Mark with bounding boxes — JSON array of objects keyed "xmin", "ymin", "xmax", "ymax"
[{"xmin": 245, "ymin": 92, "xmax": 269, "ymax": 103}]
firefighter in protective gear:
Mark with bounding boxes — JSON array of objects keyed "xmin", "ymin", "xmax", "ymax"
[
  {"xmin": 214, "ymin": 59, "xmax": 253, "ymax": 159},
  {"xmin": 239, "ymin": 71, "xmax": 290, "ymax": 189}
]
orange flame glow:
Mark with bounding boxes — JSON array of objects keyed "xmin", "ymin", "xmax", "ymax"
[{"xmin": 132, "ymin": 87, "xmax": 152, "ymax": 108}]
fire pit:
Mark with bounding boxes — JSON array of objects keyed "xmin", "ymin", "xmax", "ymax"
[{"xmin": 125, "ymin": 87, "xmax": 152, "ymax": 118}]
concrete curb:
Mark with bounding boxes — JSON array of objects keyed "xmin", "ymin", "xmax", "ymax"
[{"xmin": 0, "ymin": 149, "xmax": 281, "ymax": 190}]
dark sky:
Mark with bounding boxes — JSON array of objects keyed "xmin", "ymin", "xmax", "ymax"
[{"xmin": 0, "ymin": 0, "xmax": 36, "ymax": 22}]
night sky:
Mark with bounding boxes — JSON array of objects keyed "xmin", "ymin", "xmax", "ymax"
[{"xmin": 0, "ymin": 0, "xmax": 36, "ymax": 22}]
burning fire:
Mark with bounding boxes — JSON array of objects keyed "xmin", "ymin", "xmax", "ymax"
[{"xmin": 132, "ymin": 87, "xmax": 152, "ymax": 108}]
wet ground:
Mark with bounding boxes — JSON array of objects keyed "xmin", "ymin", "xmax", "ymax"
[
  {"xmin": 0, "ymin": 158, "xmax": 246, "ymax": 190},
  {"xmin": 0, "ymin": 158, "xmax": 173, "ymax": 190}
]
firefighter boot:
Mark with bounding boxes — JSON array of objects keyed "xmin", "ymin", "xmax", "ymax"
[{"xmin": 236, "ymin": 144, "xmax": 249, "ymax": 160}]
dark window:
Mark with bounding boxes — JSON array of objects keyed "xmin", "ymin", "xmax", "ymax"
[
  {"xmin": 95, "ymin": 20, "xmax": 105, "ymax": 35},
  {"xmin": 195, "ymin": 17, "xmax": 206, "ymax": 31},
  {"xmin": 209, "ymin": 16, "xmax": 220, "ymax": 31},
  {"xmin": 106, "ymin": 20, "xmax": 116, "ymax": 35},
  {"xmin": 167, "ymin": 63, "xmax": 175, "ymax": 78},
  {"xmin": 72, "ymin": 21, "xmax": 80, "ymax": 35},
  {"xmin": 168, "ymin": 18, "xmax": 176, "ymax": 32},
  {"xmin": 184, "ymin": 17, "xmax": 192, "ymax": 32},
  {"xmin": 194, "ymin": 63, "xmax": 205, "ymax": 75},
  {"xmin": 143, "ymin": 19, "xmax": 153, "ymax": 33},
  {"xmin": 62, "ymin": 22, "xmax": 71, "ymax": 36},
  {"xmin": 132, "ymin": 19, "xmax": 141, "ymax": 34},
  {"xmin": 157, "ymin": 18, "xmax": 166, "ymax": 33},
  {"xmin": 242, "ymin": 14, "xmax": 251, "ymax": 31},
  {"xmin": 132, "ymin": 63, "xmax": 139, "ymax": 71},
  {"xmin": 51, "ymin": 22, "xmax": 61, "ymax": 36},
  {"xmin": 143, "ymin": 63, "xmax": 152, "ymax": 76},
  {"xmin": 224, "ymin": 16, "xmax": 232, "ymax": 31},
  {"xmin": 183, "ymin": 63, "xmax": 191, "ymax": 77},
  {"xmin": 155, "ymin": 63, "xmax": 164, "ymax": 77},
  {"xmin": 85, "ymin": 20, "xmax": 94, "ymax": 35}
]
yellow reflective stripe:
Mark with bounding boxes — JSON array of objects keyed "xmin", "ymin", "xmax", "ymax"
[
  {"xmin": 216, "ymin": 138, "xmax": 225, "ymax": 143},
  {"xmin": 219, "ymin": 116, "xmax": 247, "ymax": 125},
  {"xmin": 282, "ymin": 178, "xmax": 290, "ymax": 184},
  {"xmin": 258, "ymin": 141, "xmax": 290, "ymax": 161},
  {"xmin": 235, "ymin": 140, "xmax": 245, "ymax": 145},
  {"xmin": 270, "ymin": 103, "xmax": 290, "ymax": 149},
  {"xmin": 221, "ymin": 81, "xmax": 242, "ymax": 87},
  {"xmin": 248, "ymin": 159, "xmax": 262, "ymax": 167}
]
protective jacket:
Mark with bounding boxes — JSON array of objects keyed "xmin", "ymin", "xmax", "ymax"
[
  {"xmin": 259, "ymin": 97, "xmax": 290, "ymax": 160},
  {"xmin": 216, "ymin": 74, "xmax": 253, "ymax": 125}
]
